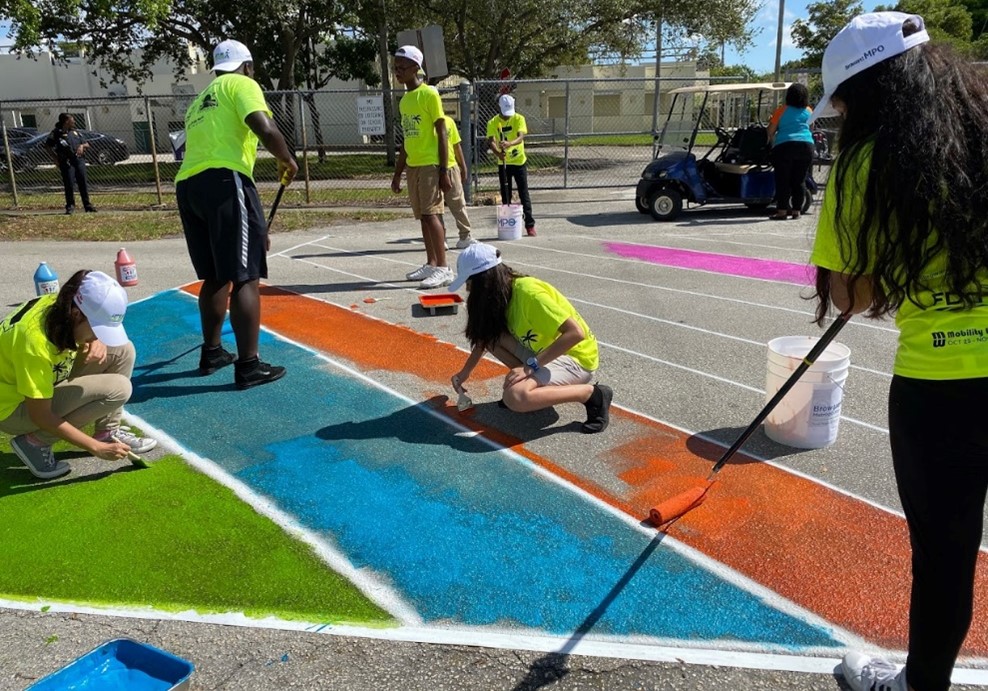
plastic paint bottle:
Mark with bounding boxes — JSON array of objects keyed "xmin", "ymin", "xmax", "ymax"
[
  {"xmin": 114, "ymin": 248, "xmax": 138, "ymax": 287},
  {"xmin": 33, "ymin": 262, "xmax": 59, "ymax": 296}
]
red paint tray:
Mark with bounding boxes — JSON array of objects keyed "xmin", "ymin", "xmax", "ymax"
[{"xmin": 418, "ymin": 293, "xmax": 463, "ymax": 315}]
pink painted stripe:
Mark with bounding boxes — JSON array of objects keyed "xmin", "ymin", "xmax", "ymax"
[{"xmin": 604, "ymin": 242, "xmax": 815, "ymax": 285}]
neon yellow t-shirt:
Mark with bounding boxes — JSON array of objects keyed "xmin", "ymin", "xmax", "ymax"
[
  {"xmin": 810, "ymin": 145, "xmax": 988, "ymax": 380},
  {"xmin": 0, "ymin": 294, "xmax": 76, "ymax": 420},
  {"xmin": 175, "ymin": 73, "xmax": 272, "ymax": 182},
  {"xmin": 486, "ymin": 113, "xmax": 527, "ymax": 166},
  {"xmin": 506, "ymin": 277, "xmax": 598, "ymax": 371},
  {"xmin": 444, "ymin": 116, "xmax": 461, "ymax": 169},
  {"xmin": 399, "ymin": 84, "xmax": 444, "ymax": 167}
]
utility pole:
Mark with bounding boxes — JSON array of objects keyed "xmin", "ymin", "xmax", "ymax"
[
  {"xmin": 378, "ymin": 0, "xmax": 397, "ymax": 166},
  {"xmin": 650, "ymin": 13, "xmax": 663, "ymax": 159},
  {"xmin": 774, "ymin": 0, "xmax": 785, "ymax": 81}
]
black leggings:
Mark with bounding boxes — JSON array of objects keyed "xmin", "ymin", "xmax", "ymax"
[
  {"xmin": 770, "ymin": 141, "xmax": 813, "ymax": 212},
  {"xmin": 889, "ymin": 375, "xmax": 988, "ymax": 690}
]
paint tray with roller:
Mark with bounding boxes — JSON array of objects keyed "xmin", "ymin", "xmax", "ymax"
[{"xmin": 418, "ymin": 293, "xmax": 463, "ymax": 315}]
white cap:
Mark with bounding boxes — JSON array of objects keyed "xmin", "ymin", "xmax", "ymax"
[
  {"xmin": 449, "ymin": 243, "xmax": 502, "ymax": 292},
  {"xmin": 213, "ymin": 39, "xmax": 253, "ymax": 73},
  {"xmin": 394, "ymin": 45, "xmax": 424, "ymax": 67},
  {"xmin": 498, "ymin": 94, "xmax": 515, "ymax": 117},
  {"xmin": 811, "ymin": 12, "xmax": 929, "ymax": 121},
  {"xmin": 73, "ymin": 271, "xmax": 129, "ymax": 347}
]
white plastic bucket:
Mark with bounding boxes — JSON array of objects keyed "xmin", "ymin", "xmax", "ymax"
[
  {"xmin": 497, "ymin": 204, "xmax": 523, "ymax": 240},
  {"xmin": 764, "ymin": 336, "xmax": 851, "ymax": 449}
]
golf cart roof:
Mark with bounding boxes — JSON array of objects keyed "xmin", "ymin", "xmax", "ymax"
[{"xmin": 668, "ymin": 82, "xmax": 792, "ymax": 96}]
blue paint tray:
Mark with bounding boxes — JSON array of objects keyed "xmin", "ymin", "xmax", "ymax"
[{"xmin": 28, "ymin": 638, "xmax": 194, "ymax": 691}]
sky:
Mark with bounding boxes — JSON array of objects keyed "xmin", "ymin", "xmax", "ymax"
[{"xmin": 723, "ymin": 0, "xmax": 883, "ymax": 73}]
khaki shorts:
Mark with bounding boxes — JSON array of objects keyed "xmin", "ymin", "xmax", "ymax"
[
  {"xmin": 497, "ymin": 335, "xmax": 594, "ymax": 387},
  {"xmin": 406, "ymin": 166, "xmax": 444, "ymax": 219}
]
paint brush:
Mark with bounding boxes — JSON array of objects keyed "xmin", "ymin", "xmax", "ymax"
[
  {"xmin": 112, "ymin": 435, "xmax": 150, "ymax": 468},
  {"xmin": 452, "ymin": 376, "xmax": 474, "ymax": 412}
]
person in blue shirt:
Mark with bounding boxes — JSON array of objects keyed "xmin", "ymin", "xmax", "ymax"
[{"xmin": 766, "ymin": 84, "xmax": 815, "ymax": 220}]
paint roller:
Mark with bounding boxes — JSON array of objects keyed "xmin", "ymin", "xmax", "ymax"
[{"xmin": 648, "ymin": 312, "xmax": 852, "ymax": 528}]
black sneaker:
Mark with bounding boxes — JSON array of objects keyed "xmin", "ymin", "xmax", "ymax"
[
  {"xmin": 582, "ymin": 384, "xmax": 613, "ymax": 434},
  {"xmin": 199, "ymin": 344, "xmax": 236, "ymax": 375},
  {"xmin": 65, "ymin": 206, "xmax": 75, "ymax": 215},
  {"xmin": 235, "ymin": 358, "xmax": 286, "ymax": 390},
  {"xmin": 84, "ymin": 205, "xmax": 98, "ymax": 213}
]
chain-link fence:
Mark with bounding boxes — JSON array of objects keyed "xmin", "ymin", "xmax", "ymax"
[{"xmin": 2, "ymin": 76, "xmax": 746, "ymax": 211}]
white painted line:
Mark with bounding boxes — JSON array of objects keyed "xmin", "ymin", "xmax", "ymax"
[{"xmin": 4, "ymin": 600, "xmax": 987, "ymax": 682}]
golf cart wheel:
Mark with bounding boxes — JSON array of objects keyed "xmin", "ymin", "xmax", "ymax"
[
  {"xmin": 801, "ymin": 185, "xmax": 814, "ymax": 213},
  {"xmin": 635, "ymin": 195, "xmax": 650, "ymax": 214},
  {"xmin": 648, "ymin": 188, "xmax": 683, "ymax": 222}
]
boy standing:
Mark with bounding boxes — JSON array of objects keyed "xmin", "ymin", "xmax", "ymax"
[
  {"xmin": 443, "ymin": 115, "xmax": 475, "ymax": 248},
  {"xmin": 486, "ymin": 94, "xmax": 536, "ymax": 236},
  {"xmin": 389, "ymin": 46, "xmax": 456, "ymax": 289}
]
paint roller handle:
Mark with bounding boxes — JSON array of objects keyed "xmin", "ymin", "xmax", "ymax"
[
  {"xmin": 708, "ymin": 312, "xmax": 852, "ymax": 478},
  {"xmin": 266, "ymin": 184, "xmax": 286, "ymax": 232}
]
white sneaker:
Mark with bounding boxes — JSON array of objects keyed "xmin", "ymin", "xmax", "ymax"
[
  {"xmin": 455, "ymin": 236, "xmax": 477, "ymax": 249},
  {"xmin": 406, "ymin": 264, "xmax": 432, "ymax": 281},
  {"xmin": 420, "ymin": 266, "xmax": 454, "ymax": 289},
  {"xmin": 841, "ymin": 652, "xmax": 906, "ymax": 691}
]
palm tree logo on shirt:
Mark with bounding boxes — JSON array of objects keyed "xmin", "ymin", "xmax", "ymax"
[
  {"xmin": 521, "ymin": 330, "xmax": 538, "ymax": 348},
  {"xmin": 199, "ymin": 93, "xmax": 218, "ymax": 112},
  {"xmin": 52, "ymin": 360, "xmax": 70, "ymax": 383}
]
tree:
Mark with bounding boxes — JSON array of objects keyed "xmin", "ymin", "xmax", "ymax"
[
  {"xmin": 791, "ymin": 0, "xmax": 865, "ymax": 67},
  {"xmin": 0, "ymin": 0, "xmax": 370, "ymax": 92},
  {"xmin": 355, "ymin": 0, "xmax": 760, "ymax": 81}
]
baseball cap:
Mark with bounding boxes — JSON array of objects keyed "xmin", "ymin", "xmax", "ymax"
[
  {"xmin": 498, "ymin": 94, "xmax": 515, "ymax": 117},
  {"xmin": 212, "ymin": 39, "xmax": 253, "ymax": 73},
  {"xmin": 811, "ymin": 12, "xmax": 929, "ymax": 121},
  {"xmin": 448, "ymin": 243, "xmax": 502, "ymax": 292},
  {"xmin": 73, "ymin": 271, "xmax": 129, "ymax": 347},
  {"xmin": 394, "ymin": 45, "xmax": 424, "ymax": 67}
]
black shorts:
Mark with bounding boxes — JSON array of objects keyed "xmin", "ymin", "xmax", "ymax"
[{"xmin": 177, "ymin": 168, "xmax": 267, "ymax": 283}]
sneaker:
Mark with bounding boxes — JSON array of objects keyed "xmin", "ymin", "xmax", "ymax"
[
  {"xmin": 455, "ymin": 236, "xmax": 477, "ymax": 249},
  {"xmin": 199, "ymin": 344, "xmax": 236, "ymax": 375},
  {"xmin": 97, "ymin": 426, "xmax": 158, "ymax": 454},
  {"xmin": 582, "ymin": 384, "xmax": 613, "ymax": 434},
  {"xmin": 840, "ymin": 652, "xmax": 906, "ymax": 691},
  {"xmin": 235, "ymin": 358, "xmax": 287, "ymax": 390},
  {"xmin": 11, "ymin": 435, "xmax": 69, "ymax": 479},
  {"xmin": 84, "ymin": 206, "xmax": 97, "ymax": 213},
  {"xmin": 406, "ymin": 264, "xmax": 433, "ymax": 281},
  {"xmin": 526, "ymin": 226, "xmax": 537, "ymax": 237},
  {"xmin": 420, "ymin": 266, "xmax": 454, "ymax": 289},
  {"xmin": 65, "ymin": 206, "xmax": 75, "ymax": 215}
]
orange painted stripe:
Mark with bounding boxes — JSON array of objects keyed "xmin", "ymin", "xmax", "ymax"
[{"xmin": 180, "ymin": 282, "xmax": 988, "ymax": 654}]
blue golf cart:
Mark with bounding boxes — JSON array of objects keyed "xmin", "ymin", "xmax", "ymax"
[{"xmin": 635, "ymin": 82, "xmax": 817, "ymax": 222}]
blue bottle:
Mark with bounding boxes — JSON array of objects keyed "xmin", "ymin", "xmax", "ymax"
[{"xmin": 34, "ymin": 262, "xmax": 59, "ymax": 296}]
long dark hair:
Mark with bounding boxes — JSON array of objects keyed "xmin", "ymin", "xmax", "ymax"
[
  {"xmin": 44, "ymin": 269, "xmax": 88, "ymax": 351},
  {"xmin": 813, "ymin": 32, "xmax": 988, "ymax": 324},
  {"xmin": 464, "ymin": 261, "xmax": 526, "ymax": 350}
]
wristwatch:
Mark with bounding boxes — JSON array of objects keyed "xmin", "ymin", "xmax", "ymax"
[{"xmin": 526, "ymin": 356, "xmax": 540, "ymax": 372}]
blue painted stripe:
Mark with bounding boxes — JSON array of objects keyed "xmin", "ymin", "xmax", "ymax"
[{"xmin": 125, "ymin": 290, "xmax": 841, "ymax": 648}]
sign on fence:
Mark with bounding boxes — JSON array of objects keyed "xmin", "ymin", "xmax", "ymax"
[{"xmin": 356, "ymin": 96, "xmax": 386, "ymax": 136}]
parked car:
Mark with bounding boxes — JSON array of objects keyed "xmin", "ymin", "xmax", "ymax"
[
  {"xmin": 0, "ymin": 130, "xmax": 129, "ymax": 172},
  {"xmin": 4, "ymin": 127, "xmax": 38, "ymax": 145}
]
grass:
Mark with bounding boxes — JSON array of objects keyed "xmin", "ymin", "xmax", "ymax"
[
  {"xmin": 0, "ymin": 186, "xmax": 404, "ymax": 212},
  {"xmin": 0, "ymin": 208, "xmax": 408, "ymax": 241},
  {"xmin": 0, "ymin": 433, "xmax": 394, "ymax": 624}
]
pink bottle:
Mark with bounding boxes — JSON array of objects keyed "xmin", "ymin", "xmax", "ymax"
[{"xmin": 114, "ymin": 248, "xmax": 138, "ymax": 287}]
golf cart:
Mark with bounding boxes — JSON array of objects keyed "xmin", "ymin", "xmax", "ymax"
[{"xmin": 635, "ymin": 82, "xmax": 817, "ymax": 222}]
